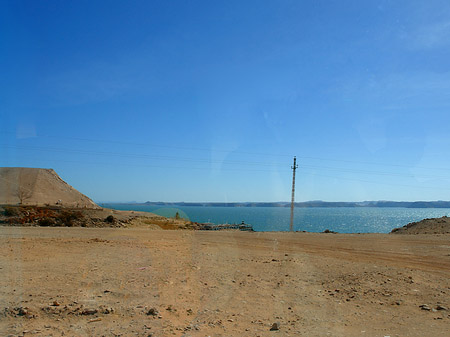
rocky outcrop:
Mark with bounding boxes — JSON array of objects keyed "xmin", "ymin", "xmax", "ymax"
[{"xmin": 391, "ymin": 216, "xmax": 450, "ymax": 234}]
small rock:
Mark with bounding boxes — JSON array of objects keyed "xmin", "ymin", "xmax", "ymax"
[
  {"xmin": 419, "ymin": 304, "xmax": 431, "ymax": 311},
  {"xmin": 81, "ymin": 308, "xmax": 98, "ymax": 315},
  {"xmin": 146, "ymin": 308, "xmax": 158, "ymax": 316},
  {"xmin": 52, "ymin": 301, "xmax": 60, "ymax": 306},
  {"xmin": 166, "ymin": 305, "xmax": 176, "ymax": 312},
  {"xmin": 16, "ymin": 307, "xmax": 35, "ymax": 318},
  {"xmin": 436, "ymin": 305, "xmax": 448, "ymax": 311},
  {"xmin": 270, "ymin": 322, "xmax": 280, "ymax": 331},
  {"xmin": 88, "ymin": 317, "xmax": 102, "ymax": 323},
  {"xmin": 102, "ymin": 307, "xmax": 113, "ymax": 314},
  {"xmin": 17, "ymin": 307, "xmax": 29, "ymax": 316}
]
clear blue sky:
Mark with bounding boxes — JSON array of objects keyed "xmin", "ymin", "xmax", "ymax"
[{"xmin": 1, "ymin": 0, "xmax": 450, "ymax": 202}]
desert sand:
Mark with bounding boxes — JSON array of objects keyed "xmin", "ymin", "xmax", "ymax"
[{"xmin": 1, "ymin": 227, "xmax": 449, "ymax": 337}]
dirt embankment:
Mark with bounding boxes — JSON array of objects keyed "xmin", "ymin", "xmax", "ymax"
[
  {"xmin": 0, "ymin": 205, "xmax": 197, "ymax": 230},
  {"xmin": 391, "ymin": 216, "xmax": 450, "ymax": 234}
]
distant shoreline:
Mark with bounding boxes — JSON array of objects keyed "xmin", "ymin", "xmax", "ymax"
[{"xmin": 103, "ymin": 201, "xmax": 450, "ymax": 208}]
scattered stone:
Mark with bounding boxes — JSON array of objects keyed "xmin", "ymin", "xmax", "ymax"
[
  {"xmin": 146, "ymin": 308, "xmax": 158, "ymax": 316},
  {"xmin": 102, "ymin": 307, "xmax": 114, "ymax": 314},
  {"xmin": 17, "ymin": 307, "xmax": 29, "ymax": 316},
  {"xmin": 81, "ymin": 308, "xmax": 98, "ymax": 315},
  {"xmin": 52, "ymin": 301, "xmax": 60, "ymax": 306},
  {"xmin": 436, "ymin": 305, "xmax": 448, "ymax": 311},
  {"xmin": 166, "ymin": 305, "xmax": 176, "ymax": 312},
  {"xmin": 14, "ymin": 307, "xmax": 36, "ymax": 318},
  {"xmin": 270, "ymin": 322, "xmax": 280, "ymax": 331},
  {"xmin": 88, "ymin": 317, "xmax": 102, "ymax": 323},
  {"xmin": 419, "ymin": 304, "xmax": 431, "ymax": 311},
  {"xmin": 184, "ymin": 324, "xmax": 200, "ymax": 331}
]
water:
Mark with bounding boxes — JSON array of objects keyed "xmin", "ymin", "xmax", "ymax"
[{"xmin": 100, "ymin": 203, "xmax": 450, "ymax": 233}]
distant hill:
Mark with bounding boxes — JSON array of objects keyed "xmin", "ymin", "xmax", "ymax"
[
  {"xmin": 0, "ymin": 167, "xmax": 99, "ymax": 208},
  {"xmin": 141, "ymin": 200, "xmax": 450, "ymax": 208}
]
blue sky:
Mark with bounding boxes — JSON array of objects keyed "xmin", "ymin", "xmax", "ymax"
[{"xmin": 1, "ymin": 0, "xmax": 450, "ymax": 202}]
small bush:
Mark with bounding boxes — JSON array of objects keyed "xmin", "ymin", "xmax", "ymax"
[
  {"xmin": 4, "ymin": 206, "xmax": 20, "ymax": 217},
  {"xmin": 38, "ymin": 218, "xmax": 55, "ymax": 227},
  {"xmin": 58, "ymin": 210, "xmax": 83, "ymax": 226},
  {"xmin": 105, "ymin": 215, "xmax": 115, "ymax": 223}
]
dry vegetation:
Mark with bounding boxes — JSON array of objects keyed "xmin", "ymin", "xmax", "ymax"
[{"xmin": 0, "ymin": 205, "xmax": 197, "ymax": 230}]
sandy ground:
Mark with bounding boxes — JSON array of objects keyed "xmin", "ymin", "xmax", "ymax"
[{"xmin": 0, "ymin": 227, "xmax": 449, "ymax": 337}]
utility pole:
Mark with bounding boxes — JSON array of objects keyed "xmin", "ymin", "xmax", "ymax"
[{"xmin": 290, "ymin": 156, "xmax": 298, "ymax": 232}]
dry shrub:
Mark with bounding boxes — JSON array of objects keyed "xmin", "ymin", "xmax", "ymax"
[
  {"xmin": 57, "ymin": 210, "xmax": 84, "ymax": 226},
  {"xmin": 4, "ymin": 206, "xmax": 20, "ymax": 217}
]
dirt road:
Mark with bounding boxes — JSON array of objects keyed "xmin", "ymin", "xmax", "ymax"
[{"xmin": 1, "ymin": 227, "xmax": 449, "ymax": 336}]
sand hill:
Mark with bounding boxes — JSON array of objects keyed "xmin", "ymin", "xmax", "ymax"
[{"xmin": 0, "ymin": 167, "xmax": 99, "ymax": 209}]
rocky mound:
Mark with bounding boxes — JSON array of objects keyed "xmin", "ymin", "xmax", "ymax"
[
  {"xmin": 391, "ymin": 216, "xmax": 450, "ymax": 234},
  {"xmin": 0, "ymin": 167, "xmax": 99, "ymax": 208}
]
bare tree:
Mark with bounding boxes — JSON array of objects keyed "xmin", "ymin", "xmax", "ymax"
[{"xmin": 17, "ymin": 185, "xmax": 33, "ymax": 205}]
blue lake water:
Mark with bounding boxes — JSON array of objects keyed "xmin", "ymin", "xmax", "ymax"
[{"xmin": 100, "ymin": 204, "xmax": 450, "ymax": 233}]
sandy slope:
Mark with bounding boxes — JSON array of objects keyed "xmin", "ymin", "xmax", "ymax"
[
  {"xmin": 0, "ymin": 227, "xmax": 449, "ymax": 337},
  {"xmin": 0, "ymin": 167, "xmax": 99, "ymax": 208}
]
